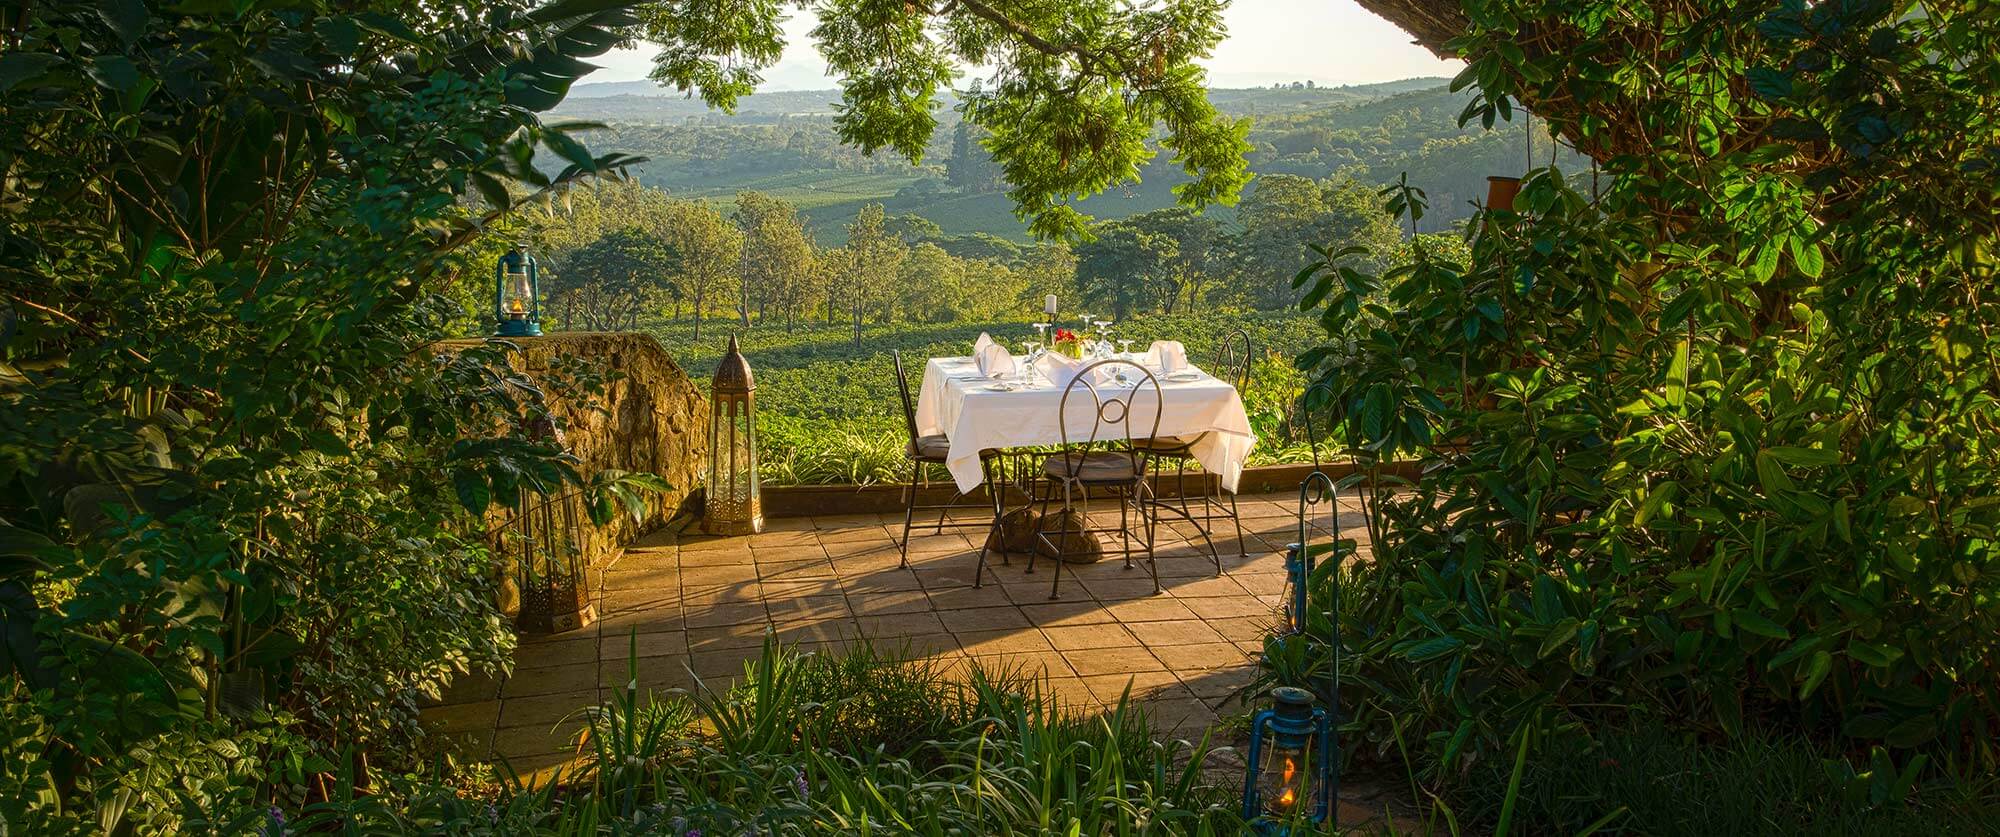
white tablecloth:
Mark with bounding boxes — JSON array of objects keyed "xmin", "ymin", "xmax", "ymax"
[{"xmin": 914, "ymin": 356, "xmax": 1257, "ymax": 493}]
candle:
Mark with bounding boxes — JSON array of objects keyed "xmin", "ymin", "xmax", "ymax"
[{"xmin": 1044, "ymin": 294, "xmax": 1058, "ymax": 316}]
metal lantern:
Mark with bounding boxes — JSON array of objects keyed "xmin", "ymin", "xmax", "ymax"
[
  {"xmin": 495, "ymin": 242, "xmax": 543, "ymax": 337},
  {"xmin": 704, "ymin": 336, "xmax": 762, "ymax": 535},
  {"xmin": 1242, "ymin": 686, "xmax": 1335, "ymax": 833}
]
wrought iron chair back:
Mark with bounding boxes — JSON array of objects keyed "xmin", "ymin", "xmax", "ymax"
[
  {"xmin": 891, "ymin": 350, "xmax": 922, "ymax": 451},
  {"xmin": 1052, "ymin": 359, "xmax": 1163, "ymax": 477},
  {"xmin": 1212, "ymin": 328, "xmax": 1254, "ymax": 393}
]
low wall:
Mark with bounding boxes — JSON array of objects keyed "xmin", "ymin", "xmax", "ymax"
[{"xmin": 440, "ymin": 332, "xmax": 709, "ymax": 576}]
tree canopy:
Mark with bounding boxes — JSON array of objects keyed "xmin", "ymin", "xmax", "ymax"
[{"xmin": 633, "ymin": 0, "xmax": 1252, "ymax": 239}]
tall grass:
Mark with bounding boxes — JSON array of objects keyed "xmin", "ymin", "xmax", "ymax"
[{"xmin": 282, "ymin": 637, "xmax": 1246, "ymax": 833}]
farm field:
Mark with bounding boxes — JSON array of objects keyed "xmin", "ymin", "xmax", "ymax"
[{"xmin": 648, "ymin": 311, "xmax": 1326, "ymax": 485}]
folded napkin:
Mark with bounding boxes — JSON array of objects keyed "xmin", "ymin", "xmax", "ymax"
[
  {"xmin": 974, "ymin": 342, "xmax": 1017, "ymax": 378},
  {"xmin": 1149, "ymin": 340, "xmax": 1190, "ymax": 374},
  {"xmin": 1034, "ymin": 353, "xmax": 1123, "ymax": 389},
  {"xmin": 974, "ymin": 332, "xmax": 996, "ymax": 355},
  {"xmin": 1033, "ymin": 352, "xmax": 1084, "ymax": 387}
]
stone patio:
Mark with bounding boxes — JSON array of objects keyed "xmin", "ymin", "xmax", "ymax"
[{"xmin": 421, "ymin": 490, "xmax": 1368, "ymax": 775}]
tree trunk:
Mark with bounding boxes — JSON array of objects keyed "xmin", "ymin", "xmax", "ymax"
[
  {"xmin": 1347, "ymin": 0, "xmax": 1462, "ymax": 55},
  {"xmin": 693, "ymin": 288, "xmax": 704, "ymax": 343}
]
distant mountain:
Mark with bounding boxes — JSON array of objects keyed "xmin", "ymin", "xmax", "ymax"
[
  {"xmin": 546, "ymin": 77, "xmax": 1568, "ymax": 243},
  {"xmin": 556, "ymin": 80, "xmax": 1455, "ymax": 123},
  {"xmin": 568, "ymin": 80, "xmax": 668, "ymax": 98}
]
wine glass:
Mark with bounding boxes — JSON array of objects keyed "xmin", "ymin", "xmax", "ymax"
[{"xmin": 1118, "ymin": 338, "xmax": 1134, "ymax": 358}]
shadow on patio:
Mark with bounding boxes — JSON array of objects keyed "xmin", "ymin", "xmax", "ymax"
[{"xmin": 422, "ymin": 490, "xmax": 1372, "ymax": 779}]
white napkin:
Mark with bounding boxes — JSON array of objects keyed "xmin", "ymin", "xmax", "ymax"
[
  {"xmin": 974, "ymin": 332, "xmax": 996, "ymax": 355},
  {"xmin": 1035, "ymin": 353, "xmax": 1126, "ymax": 389},
  {"xmin": 1033, "ymin": 352, "xmax": 1084, "ymax": 387},
  {"xmin": 974, "ymin": 342, "xmax": 1017, "ymax": 378},
  {"xmin": 1149, "ymin": 340, "xmax": 1189, "ymax": 374}
]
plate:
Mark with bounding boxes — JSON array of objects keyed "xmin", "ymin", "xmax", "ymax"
[
  {"xmin": 982, "ymin": 382, "xmax": 1019, "ymax": 392},
  {"xmin": 1165, "ymin": 370, "xmax": 1203, "ymax": 382}
]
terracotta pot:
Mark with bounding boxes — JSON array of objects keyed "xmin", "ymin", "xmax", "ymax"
[{"xmin": 1486, "ymin": 176, "xmax": 1522, "ymax": 211}]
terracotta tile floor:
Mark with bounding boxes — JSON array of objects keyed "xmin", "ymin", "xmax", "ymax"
[{"xmin": 422, "ymin": 491, "xmax": 1370, "ymax": 774}]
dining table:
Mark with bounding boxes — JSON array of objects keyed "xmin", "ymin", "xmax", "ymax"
[{"xmin": 912, "ymin": 353, "xmax": 1258, "ymax": 494}]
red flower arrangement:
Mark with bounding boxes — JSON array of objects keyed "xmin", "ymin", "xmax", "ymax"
[{"xmin": 1052, "ymin": 327, "xmax": 1082, "ymax": 358}]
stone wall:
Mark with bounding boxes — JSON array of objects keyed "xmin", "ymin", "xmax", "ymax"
[{"xmin": 440, "ymin": 332, "xmax": 709, "ymax": 577}]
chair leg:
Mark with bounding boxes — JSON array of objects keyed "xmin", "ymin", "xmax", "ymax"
[
  {"xmin": 1229, "ymin": 487, "xmax": 1246, "ymax": 558},
  {"xmin": 1049, "ymin": 481, "xmax": 1074, "ymax": 600},
  {"xmin": 1119, "ymin": 484, "xmax": 1135, "ymax": 570},
  {"xmin": 1027, "ymin": 478, "xmax": 1055, "ymax": 575},
  {"xmin": 974, "ymin": 456, "xmax": 1005, "ymax": 588},
  {"xmin": 1175, "ymin": 458, "xmax": 1194, "ymax": 530},
  {"xmin": 899, "ymin": 459, "xmax": 919, "ymax": 569},
  {"xmin": 1138, "ymin": 482, "xmax": 1161, "ymax": 594}
]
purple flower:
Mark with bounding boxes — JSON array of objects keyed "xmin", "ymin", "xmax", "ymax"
[{"xmin": 793, "ymin": 770, "xmax": 809, "ymax": 803}]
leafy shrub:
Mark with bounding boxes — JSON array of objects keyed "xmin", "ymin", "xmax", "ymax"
[
  {"xmin": 1453, "ymin": 726, "xmax": 1997, "ymax": 837},
  {"xmin": 0, "ymin": 1, "xmax": 658, "ymax": 829},
  {"xmin": 1277, "ymin": 0, "xmax": 2000, "ymax": 814}
]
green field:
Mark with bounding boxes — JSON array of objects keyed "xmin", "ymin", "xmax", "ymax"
[{"xmin": 649, "ymin": 311, "xmax": 1326, "ymax": 484}]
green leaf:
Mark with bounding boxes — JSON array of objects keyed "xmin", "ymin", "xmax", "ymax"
[
  {"xmin": 1734, "ymin": 610, "xmax": 1791, "ymax": 640},
  {"xmin": 1745, "ymin": 67, "xmax": 1792, "ymax": 99},
  {"xmin": 1664, "ymin": 340, "xmax": 1689, "ymax": 407},
  {"xmin": 88, "ymin": 55, "xmax": 140, "ymax": 92},
  {"xmin": 1765, "ymin": 446, "xmax": 1839, "ymax": 467},
  {"xmin": 1397, "ymin": 635, "xmax": 1464, "ymax": 662},
  {"xmin": 453, "ymin": 469, "xmax": 491, "ymax": 515},
  {"xmin": 0, "ymin": 53, "xmax": 61, "ymax": 92},
  {"xmin": 1634, "ymin": 481, "xmax": 1679, "ymax": 527},
  {"xmin": 1798, "ymin": 650, "xmax": 1833, "ymax": 699},
  {"xmin": 1847, "ymin": 642, "xmax": 1904, "ymax": 668},
  {"xmin": 95, "ymin": 0, "xmax": 150, "ymax": 45}
]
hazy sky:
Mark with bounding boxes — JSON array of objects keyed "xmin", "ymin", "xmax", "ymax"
[{"xmin": 589, "ymin": 0, "xmax": 1461, "ymax": 90}]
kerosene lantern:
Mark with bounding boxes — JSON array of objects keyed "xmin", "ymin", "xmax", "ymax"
[
  {"xmin": 494, "ymin": 242, "xmax": 543, "ymax": 337},
  {"xmin": 1242, "ymin": 686, "xmax": 1334, "ymax": 833}
]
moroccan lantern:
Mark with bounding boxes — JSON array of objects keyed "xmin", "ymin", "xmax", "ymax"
[
  {"xmin": 494, "ymin": 242, "xmax": 543, "ymax": 337},
  {"xmin": 705, "ymin": 336, "xmax": 762, "ymax": 535},
  {"xmin": 1241, "ymin": 686, "xmax": 1335, "ymax": 833}
]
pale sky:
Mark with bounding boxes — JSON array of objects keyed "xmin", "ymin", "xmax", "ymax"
[{"xmin": 590, "ymin": 0, "xmax": 1460, "ymax": 90}]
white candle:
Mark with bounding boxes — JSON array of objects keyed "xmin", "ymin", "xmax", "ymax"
[{"xmin": 1044, "ymin": 294, "xmax": 1058, "ymax": 315}]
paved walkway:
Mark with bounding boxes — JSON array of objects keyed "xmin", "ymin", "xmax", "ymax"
[{"xmin": 421, "ymin": 491, "xmax": 1367, "ymax": 775}]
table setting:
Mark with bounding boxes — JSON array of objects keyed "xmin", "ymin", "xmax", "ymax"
[{"xmin": 913, "ymin": 317, "xmax": 1257, "ymax": 495}]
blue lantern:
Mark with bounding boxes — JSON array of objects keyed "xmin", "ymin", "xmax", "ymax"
[
  {"xmin": 495, "ymin": 243, "xmax": 543, "ymax": 337},
  {"xmin": 1252, "ymin": 415, "xmax": 1342, "ymax": 833},
  {"xmin": 1242, "ymin": 686, "xmax": 1334, "ymax": 832}
]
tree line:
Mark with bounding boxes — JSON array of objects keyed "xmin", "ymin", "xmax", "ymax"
[{"xmin": 500, "ymin": 172, "xmax": 1424, "ymax": 341}]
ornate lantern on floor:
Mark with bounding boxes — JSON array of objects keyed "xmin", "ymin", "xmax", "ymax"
[
  {"xmin": 494, "ymin": 242, "xmax": 543, "ymax": 337},
  {"xmin": 705, "ymin": 336, "xmax": 762, "ymax": 535},
  {"xmin": 1242, "ymin": 686, "xmax": 1335, "ymax": 833}
]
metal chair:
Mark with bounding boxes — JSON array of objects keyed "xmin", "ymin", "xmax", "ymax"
[
  {"xmin": 892, "ymin": 350, "xmax": 1001, "ymax": 569},
  {"xmin": 1138, "ymin": 328, "xmax": 1253, "ymax": 557},
  {"xmin": 1021, "ymin": 359, "xmax": 1166, "ymax": 599}
]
